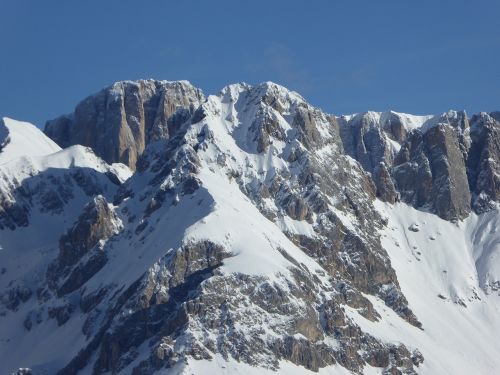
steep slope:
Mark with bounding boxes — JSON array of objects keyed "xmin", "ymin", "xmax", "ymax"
[
  {"xmin": 367, "ymin": 202, "xmax": 500, "ymax": 375},
  {"xmin": 1, "ymin": 80, "xmax": 500, "ymax": 375}
]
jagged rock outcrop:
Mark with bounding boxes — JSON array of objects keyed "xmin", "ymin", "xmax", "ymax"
[
  {"xmin": 45, "ymin": 80, "xmax": 204, "ymax": 169},
  {"xmin": 0, "ymin": 119, "xmax": 9, "ymax": 151},
  {"xmin": 373, "ymin": 162, "xmax": 398, "ymax": 203},
  {"xmin": 393, "ymin": 124, "xmax": 471, "ymax": 221},
  {"xmin": 382, "ymin": 111, "xmax": 410, "ymax": 143},
  {"xmin": 46, "ymin": 195, "xmax": 121, "ymax": 296},
  {"xmin": 336, "ymin": 110, "xmax": 478, "ymax": 221},
  {"xmin": 338, "ymin": 112, "xmax": 395, "ymax": 173},
  {"xmin": 41, "ymin": 81, "xmax": 500, "ymax": 221},
  {"xmin": 467, "ymin": 112, "xmax": 500, "ymax": 212}
]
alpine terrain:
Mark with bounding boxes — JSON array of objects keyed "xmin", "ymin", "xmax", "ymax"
[{"xmin": 1, "ymin": 80, "xmax": 499, "ymax": 375}]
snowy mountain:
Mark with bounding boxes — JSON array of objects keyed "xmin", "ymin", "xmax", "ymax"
[{"xmin": 1, "ymin": 81, "xmax": 499, "ymax": 375}]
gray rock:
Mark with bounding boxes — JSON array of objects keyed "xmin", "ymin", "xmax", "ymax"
[
  {"xmin": 339, "ymin": 113, "xmax": 394, "ymax": 173},
  {"xmin": 45, "ymin": 80, "xmax": 204, "ymax": 169},
  {"xmin": 46, "ymin": 195, "xmax": 120, "ymax": 296},
  {"xmin": 16, "ymin": 82, "xmax": 497, "ymax": 375},
  {"xmin": 393, "ymin": 124, "xmax": 471, "ymax": 221},
  {"xmin": 408, "ymin": 223, "xmax": 420, "ymax": 232},
  {"xmin": 57, "ymin": 195, "xmax": 118, "ymax": 268},
  {"xmin": 373, "ymin": 162, "xmax": 398, "ymax": 203},
  {"xmin": 382, "ymin": 112, "xmax": 409, "ymax": 143},
  {"xmin": 467, "ymin": 113, "xmax": 500, "ymax": 212}
]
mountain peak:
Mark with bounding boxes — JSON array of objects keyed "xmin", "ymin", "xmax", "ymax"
[{"xmin": 44, "ymin": 79, "xmax": 205, "ymax": 170}]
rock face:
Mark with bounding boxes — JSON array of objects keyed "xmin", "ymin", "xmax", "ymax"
[
  {"xmin": 467, "ymin": 112, "xmax": 500, "ymax": 212},
  {"xmin": 335, "ymin": 110, "xmax": 500, "ymax": 221},
  {"xmin": 45, "ymin": 80, "xmax": 205, "ymax": 169},
  {"xmin": 43, "ymin": 81, "xmax": 500, "ymax": 220},
  {"xmin": 338, "ymin": 112, "xmax": 395, "ymax": 173},
  {"xmin": 46, "ymin": 195, "xmax": 121, "ymax": 296},
  {"xmin": 2, "ymin": 80, "xmax": 500, "ymax": 374},
  {"xmin": 373, "ymin": 162, "xmax": 398, "ymax": 203},
  {"xmin": 393, "ymin": 124, "xmax": 471, "ymax": 221}
]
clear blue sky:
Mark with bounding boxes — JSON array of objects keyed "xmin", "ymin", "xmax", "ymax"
[{"xmin": 1, "ymin": 0, "xmax": 499, "ymax": 127}]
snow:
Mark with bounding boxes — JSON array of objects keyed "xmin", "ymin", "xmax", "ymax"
[
  {"xmin": 179, "ymin": 354, "xmax": 355, "ymax": 375},
  {"xmin": 0, "ymin": 117, "xmax": 61, "ymax": 165},
  {"xmin": 336, "ymin": 110, "xmax": 449, "ymax": 135},
  {"xmin": 185, "ymin": 168, "xmax": 325, "ymax": 279},
  {"xmin": 367, "ymin": 201, "xmax": 500, "ymax": 375},
  {"xmin": 181, "ymin": 90, "xmax": 332, "ymax": 281},
  {"xmin": 380, "ymin": 111, "xmax": 436, "ymax": 132},
  {"xmin": 467, "ymin": 208, "xmax": 500, "ymax": 293},
  {"xmin": 1, "ymin": 145, "xmax": 129, "ymax": 180},
  {"xmin": 276, "ymin": 215, "xmax": 316, "ymax": 238}
]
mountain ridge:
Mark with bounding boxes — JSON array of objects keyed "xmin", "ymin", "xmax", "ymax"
[{"xmin": 44, "ymin": 80, "xmax": 500, "ymax": 221}]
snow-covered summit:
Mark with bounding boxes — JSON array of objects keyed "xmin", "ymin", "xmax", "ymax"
[
  {"xmin": 219, "ymin": 81, "xmax": 306, "ymax": 104},
  {"xmin": 0, "ymin": 117, "xmax": 61, "ymax": 165}
]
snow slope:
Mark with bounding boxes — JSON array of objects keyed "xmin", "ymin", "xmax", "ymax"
[
  {"xmin": 0, "ymin": 117, "xmax": 61, "ymax": 164},
  {"xmin": 365, "ymin": 202, "xmax": 500, "ymax": 375}
]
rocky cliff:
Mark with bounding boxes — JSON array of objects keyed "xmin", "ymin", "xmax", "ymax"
[
  {"xmin": 45, "ymin": 80, "xmax": 204, "ymax": 170},
  {"xmin": 337, "ymin": 110, "xmax": 500, "ymax": 221}
]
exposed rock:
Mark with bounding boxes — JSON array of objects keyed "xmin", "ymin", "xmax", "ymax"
[
  {"xmin": 45, "ymin": 80, "xmax": 204, "ymax": 169},
  {"xmin": 336, "ymin": 110, "xmax": 487, "ymax": 221},
  {"xmin": 58, "ymin": 195, "xmax": 119, "ymax": 268},
  {"xmin": 467, "ymin": 113, "xmax": 500, "ymax": 212},
  {"xmin": 423, "ymin": 124, "xmax": 471, "ymax": 220},
  {"xmin": 393, "ymin": 124, "xmax": 471, "ymax": 221},
  {"xmin": 292, "ymin": 106, "xmax": 324, "ymax": 149},
  {"xmin": 89, "ymin": 241, "xmax": 229, "ymax": 374},
  {"xmin": 48, "ymin": 304, "xmax": 74, "ymax": 326},
  {"xmin": 339, "ymin": 112, "xmax": 394, "ymax": 173},
  {"xmin": 408, "ymin": 223, "xmax": 420, "ymax": 232},
  {"xmin": 0, "ymin": 284, "xmax": 32, "ymax": 311},
  {"xmin": 284, "ymin": 195, "xmax": 311, "ymax": 221},
  {"xmin": 46, "ymin": 195, "xmax": 120, "ymax": 296},
  {"xmin": 373, "ymin": 162, "xmax": 398, "ymax": 203},
  {"xmin": 382, "ymin": 112, "xmax": 409, "ymax": 143}
]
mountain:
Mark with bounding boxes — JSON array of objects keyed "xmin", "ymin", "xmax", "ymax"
[{"xmin": 1, "ymin": 81, "xmax": 499, "ymax": 375}]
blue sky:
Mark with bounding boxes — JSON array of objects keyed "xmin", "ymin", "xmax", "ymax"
[{"xmin": 1, "ymin": 0, "xmax": 499, "ymax": 127}]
